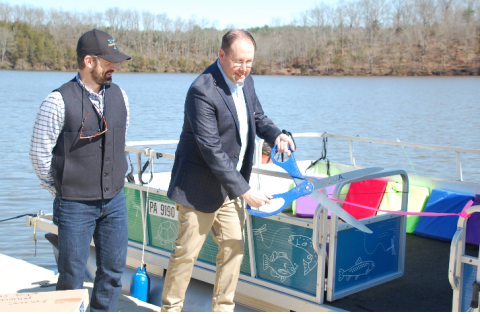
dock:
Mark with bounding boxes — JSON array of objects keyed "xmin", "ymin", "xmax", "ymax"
[{"xmin": 0, "ymin": 253, "xmax": 160, "ymax": 312}]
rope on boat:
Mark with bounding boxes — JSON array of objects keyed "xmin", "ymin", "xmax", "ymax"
[
  {"xmin": 0, "ymin": 213, "xmax": 41, "ymax": 257},
  {"xmin": 306, "ymin": 135, "xmax": 330, "ymax": 176},
  {"xmin": 0, "ymin": 213, "xmax": 37, "ymax": 223},
  {"xmin": 32, "ymin": 216, "xmax": 38, "ymax": 257},
  {"xmin": 138, "ymin": 147, "xmax": 155, "ymax": 185},
  {"xmin": 139, "ymin": 147, "xmax": 155, "ymax": 269},
  {"xmin": 397, "ymin": 138, "xmax": 417, "ymax": 174},
  {"xmin": 126, "ymin": 152, "xmax": 136, "ymax": 183},
  {"xmin": 330, "ymin": 198, "xmax": 474, "ymax": 219}
]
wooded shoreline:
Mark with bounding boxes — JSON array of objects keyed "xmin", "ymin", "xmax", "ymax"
[{"xmin": 1, "ymin": 1, "xmax": 479, "ymax": 76}]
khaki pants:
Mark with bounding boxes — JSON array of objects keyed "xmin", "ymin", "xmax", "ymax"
[{"xmin": 161, "ymin": 197, "xmax": 245, "ymax": 312}]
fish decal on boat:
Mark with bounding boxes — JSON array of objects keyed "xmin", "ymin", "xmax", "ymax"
[
  {"xmin": 253, "ymin": 224, "xmax": 267, "ymax": 242},
  {"xmin": 155, "ymin": 220, "xmax": 178, "ymax": 248},
  {"xmin": 338, "ymin": 257, "xmax": 375, "ymax": 281},
  {"xmin": 358, "ymin": 230, "xmax": 397, "ymax": 256},
  {"xmin": 385, "ymin": 236, "xmax": 396, "ymax": 256},
  {"xmin": 128, "ymin": 203, "xmax": 141, "ymax": 229},
  {"xmin": 288, "ymin": 235, "xmax": 318, "ymax": 275},
  {"xmin": 263, "ymin": 251, "xmax": 298, "ymax": 282},
  {"xmin": 253, "ymin": 224, "xmax": 290, "ymax": 248}
]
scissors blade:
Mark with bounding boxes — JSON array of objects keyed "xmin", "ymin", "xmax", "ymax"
[
  {"xmin": 293, "ymin": 177, "xmax": 304, "ymax": 186},
  {"xmin": 310, "ymin": 190, "xmax": 373, "ymax": 234},
  {"xmin": 309, "ymin": 167, "xmax": 384, "ymax": 191}
]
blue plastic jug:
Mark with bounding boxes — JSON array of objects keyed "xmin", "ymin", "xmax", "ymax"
[{"xmin": 130, "ymin": 266, "xmax": 150, "ymax": 302}]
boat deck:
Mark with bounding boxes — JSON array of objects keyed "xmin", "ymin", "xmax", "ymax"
[
  {"xmin": 326, "ymin": 234, "xmax": 479, "ymax": 312},
  {"xmin": 0, "ymin": 253, "xmax": 160, "ymax": 312}
]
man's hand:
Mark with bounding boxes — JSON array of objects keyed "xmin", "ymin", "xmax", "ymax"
[
  {"xmin": 242, "ymin": 189, "xmax": 272, "ymax": 208},
  {"xmin": 275, "ymin": 133, "xmax": 295, "ymax": 156}
]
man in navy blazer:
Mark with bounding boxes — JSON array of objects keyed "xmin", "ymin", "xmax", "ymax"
[{"xmin": 162, "ymin": 30, "xmax": 295, "ymax": 312}]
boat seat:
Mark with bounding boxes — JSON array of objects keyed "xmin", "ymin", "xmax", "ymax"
[
  {"xmin": 342, "ymin": 179, "xmax": 388, "ymax": 220},
  {"xmin": 414, "ymin": 189, "xmax": 475, "ymax": 242},
  {"xmin": 377, "ymin": 182, "xmax": 430, "ymax": 233}
]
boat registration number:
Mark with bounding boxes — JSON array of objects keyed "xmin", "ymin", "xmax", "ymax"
[{"xmin": 149, "ymin": 200, "xmax": 177, "ymax": 220}]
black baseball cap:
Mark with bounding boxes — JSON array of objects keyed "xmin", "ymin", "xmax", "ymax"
[{"xmin": 77, "ymin": 29, "xmax": 131, "ymax": 63}]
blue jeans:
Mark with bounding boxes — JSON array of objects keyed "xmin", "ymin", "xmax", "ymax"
[{"xmin": 53, "ymin": 191, "xmax": 128, "ymax": 312}]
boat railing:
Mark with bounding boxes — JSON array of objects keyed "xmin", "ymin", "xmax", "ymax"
[
  {"xmin": 125, "ymin": 132, "xmax": 480, "ymax": 183},
  {"xmin": 257, "ymin": 132, "xmax": 480, "ymax": 182},
  {"xmin": 125, "ymin": 140, "xmax": 177, "ymax": 161}
]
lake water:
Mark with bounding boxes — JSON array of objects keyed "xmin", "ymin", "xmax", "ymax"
[{"xmin": 0, "ymin": 70, "xmax": 479, "ymax": 272}]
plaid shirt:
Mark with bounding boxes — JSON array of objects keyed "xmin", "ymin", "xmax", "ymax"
[{"xmin": 29, "ymin": 74, "xmax": 129, "ymax": 196}]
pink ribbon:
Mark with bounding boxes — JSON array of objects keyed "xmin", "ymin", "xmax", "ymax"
[{"xmin": 329, "ymin": 198, "xmax": 474, "ymax": 219}]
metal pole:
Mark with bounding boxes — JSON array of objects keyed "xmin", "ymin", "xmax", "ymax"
[
  {"xmin": 246, "ymin": 207, "xmax": 257, "ymax": 279},
  {"xmin": 455, "ymin": 152, "xmax": 463, "ymax": 181},
  {"xmin": 136, "ymin": 151, "xmax": 149, "ymax": 246},
  {"xmin": 349, "ymin": 140, "xmax": 355, "ymax": 166}
]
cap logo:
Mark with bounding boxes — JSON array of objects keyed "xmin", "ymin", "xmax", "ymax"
[{"xmin": 107, "ymin": 39, "xmax": 118, "ymax": 50}]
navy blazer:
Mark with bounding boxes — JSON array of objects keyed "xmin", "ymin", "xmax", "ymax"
[{"xmin": 167, "ymin": 61, "xmax": 281, "ymax": 213}]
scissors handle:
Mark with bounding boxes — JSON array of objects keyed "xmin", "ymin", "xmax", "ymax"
[
  {"xmin": 247, "ymin": 181, "xmax": 314, "ymax": 217},
  {"xmin": 270, "ymin": 144, "xmax": 304, "ymax": 180}
]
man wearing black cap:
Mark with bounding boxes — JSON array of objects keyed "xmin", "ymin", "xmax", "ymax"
[{"xmin": 29, "ymin": 29, "xmax": 131, "ymax": 311}]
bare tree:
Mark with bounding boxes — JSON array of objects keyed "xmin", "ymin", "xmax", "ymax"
[
  {"xmin": 0, "ymin": 26, "xmax": 13, "ymax": 65},
  {"xmin": 0, "ymin": 2, "xmax": 12, "ymax": 22},
  {"xmin": 105, "ymin": 7, "xmax": 121, "ymax": 37}
]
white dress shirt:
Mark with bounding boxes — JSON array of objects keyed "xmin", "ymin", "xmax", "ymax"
[{"xmin": 217, "ymin": 60, "xmax": 249, "ymax": 171}]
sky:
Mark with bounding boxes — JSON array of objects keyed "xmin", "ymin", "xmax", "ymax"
[{"xmin": 8, "ymin": 0, "xmax": 331, "ymax": 29}]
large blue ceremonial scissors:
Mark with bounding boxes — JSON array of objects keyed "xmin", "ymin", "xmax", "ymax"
[{"xmin": 247, "ymin": 145, "xmax": 384, "ymax": 233}]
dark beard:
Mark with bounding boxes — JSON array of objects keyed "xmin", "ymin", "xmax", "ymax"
[{"xmin": 91, "ymin": 67, "xmax": 113, "ymax": 86}]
